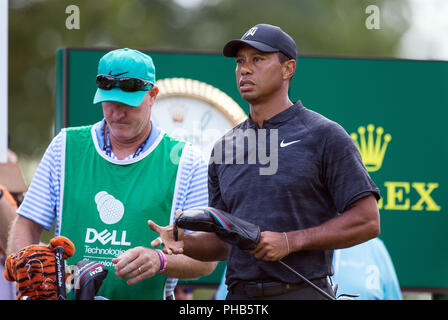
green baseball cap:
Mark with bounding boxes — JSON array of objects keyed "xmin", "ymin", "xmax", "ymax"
[{"xmin": 93, "ymin": 48, "xmax": 156, "ymax": 107}]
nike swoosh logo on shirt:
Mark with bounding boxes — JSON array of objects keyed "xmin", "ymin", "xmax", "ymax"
[{"xmin": 280, "ymin": 139, "xmax": 301, "ymax": 147}]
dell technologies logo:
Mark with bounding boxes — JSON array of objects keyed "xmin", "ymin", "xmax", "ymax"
[{"xmin": 84, "ymin": 191, "xmax": 131, "ymax": 246}]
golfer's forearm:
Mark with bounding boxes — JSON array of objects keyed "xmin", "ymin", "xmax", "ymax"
[
  {"xmin": 183, "ymin": 231, "xmax": 230, "ymax": 261},
  {"xmin": 289, "ymin": 219, "xmax": 374, "ymax": 252},
  {"xmin": 289, "ymin": 195, "xmax": 380, "ymax": 252},
  {"xmin": 163, "ymin": 255, "xmax": 217, "ymax": 279}
]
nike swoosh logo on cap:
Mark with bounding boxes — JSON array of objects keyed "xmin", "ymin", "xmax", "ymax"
[
  {"xmin": 280, "ymin": 139, "xmax": 301, "ymax": 147},
  {"xmin": 108, "ymin": 71, "xmax": 129, "ymax": 77}
]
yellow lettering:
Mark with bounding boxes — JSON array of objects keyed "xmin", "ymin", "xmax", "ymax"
[
  {"xmin": 384, "ymin": 182, "xmax": 410, "ymax": 210},
  {"xmin": 379, "ymin": 181, "xmax": 442, "ymax": 212},
  {"xmin": 411, "ymin": 182, "xmax": 441, "ymax": 211}
]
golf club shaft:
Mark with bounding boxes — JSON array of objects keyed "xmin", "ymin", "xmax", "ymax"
[
  {"xmin": 54, "ymin": 246, "xmax": 67, "ymax": 300},
  {"xmin": 279, "ymin": 260, "xmax": 335, "ymax": 300}
]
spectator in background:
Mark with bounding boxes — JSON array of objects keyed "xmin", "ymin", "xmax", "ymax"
[
  {"xmin": 174, "ymin": 285, "xmax": 194, "ymax": 300},
  {"xmin": 1, "ymin": 149, "xmax": 27, "ymax": 299},
  {"xmin": 0, "ymin": 149, "xmax": 26, "ymax": 206},
  {"xmin": 0, "ymin": 184, "xmax": 19, "ymax": 300},
  {"xmin": 214, "ymin": 267, "xmax": 228, "ymax": 300},
  {"xmin": 332, "ymin": 237, "xmax": 403, "ymax": 300}
]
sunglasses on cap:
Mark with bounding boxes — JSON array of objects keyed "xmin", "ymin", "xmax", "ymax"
[{"xmin": 96, "ymin": 75, "xmax": 154, "ymax": 92}]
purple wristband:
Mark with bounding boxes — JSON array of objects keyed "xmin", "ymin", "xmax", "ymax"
[{"xmin": 155, "ymin": 249, "xmax": 167, "ymax": 272}]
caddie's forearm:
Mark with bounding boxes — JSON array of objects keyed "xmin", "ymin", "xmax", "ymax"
[
  {"xmin": 162, "ymin": 254, "xmax": 217, "ymax": 279},
  {"xmin": 183, "ymin": 231, "xmax": 230, "ymax": 261},
  {"xmin": 6, "ymin": 215, "xmax": 43, "ymax": 255}
]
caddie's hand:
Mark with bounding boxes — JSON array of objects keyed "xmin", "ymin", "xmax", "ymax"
[
  {"xmin": 148, "ymin": 210, "xmax": 184, "ymax": 255},
  {"xmin": 250, "ymin": 231, "xmax": 290, "ymax": 261},
  {"xmin": 112, "ymin": 246, "xmax": 161, "ymax": 285}
]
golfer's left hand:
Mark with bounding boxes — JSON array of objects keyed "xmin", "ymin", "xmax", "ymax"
[{"xmin": 250, "ymin": 231, "xmax": 289, "ymax": 261}]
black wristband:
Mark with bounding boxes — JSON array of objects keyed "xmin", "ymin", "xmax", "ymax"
[{"xmin": 0, "ymin": 188, "xmax": 3, "ymax": 200}]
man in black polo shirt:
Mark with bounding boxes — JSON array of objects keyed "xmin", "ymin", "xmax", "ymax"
[{"xmin": 151, "ymin": 24, "xmax": 381, "ymax": 300}]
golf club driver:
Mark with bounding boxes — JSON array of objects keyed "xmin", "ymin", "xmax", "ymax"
[{"xmin": 174, "ymin": 207, "xmax": 336, "ymax": 300}]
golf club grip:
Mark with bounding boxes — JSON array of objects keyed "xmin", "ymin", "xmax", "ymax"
[
  {"xmin": 279, "ymin": 260, "xmax": 335, "ymax": 300},
  {"xmin": 54, "ymin": 246, "xmax": 67, "ymax": 300}
]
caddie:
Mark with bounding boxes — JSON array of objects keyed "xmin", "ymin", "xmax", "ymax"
[{"xmin": 7, "ymin": 48, "xmax": 216, "ymax": 300}]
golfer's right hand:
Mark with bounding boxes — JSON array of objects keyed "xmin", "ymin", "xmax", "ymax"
[{"xmin": 148, "ymin": 210, "xmax": 184, "ymax": 255}]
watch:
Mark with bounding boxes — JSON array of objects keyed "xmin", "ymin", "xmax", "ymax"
[
  {"xmin": 151, "ymin": 78, "xmax": 247, "ymax": 160},
  {"xmin": 0, "ymin": 188, "xmax": 3, "ymax": 200}
]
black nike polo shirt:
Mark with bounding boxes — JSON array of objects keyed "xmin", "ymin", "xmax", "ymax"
[{"xmin": 208, "ymin": 100, "xmax": 380, "ymax": 286}]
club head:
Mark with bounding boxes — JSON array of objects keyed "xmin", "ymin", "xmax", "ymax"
[
  {"xmin": 175, "ymin": 207, "xmax": 260, "ymax": 250},
  {"xmin": 71, "ymin": 260, "xmax": 108, "ymax": 300}
]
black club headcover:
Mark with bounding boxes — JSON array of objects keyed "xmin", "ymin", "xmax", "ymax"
[
  {"xmin": 174, "ymin": 207, "xmax": 260, "ymax": 250},
  {"xmin": 72, "ymin": 260, "xmax": 108, "ymax": 300}
]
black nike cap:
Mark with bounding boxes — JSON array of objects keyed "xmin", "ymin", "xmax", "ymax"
[{"xmin": 223, "ymin": 24, "xmax": 297, "ymax": 61}]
